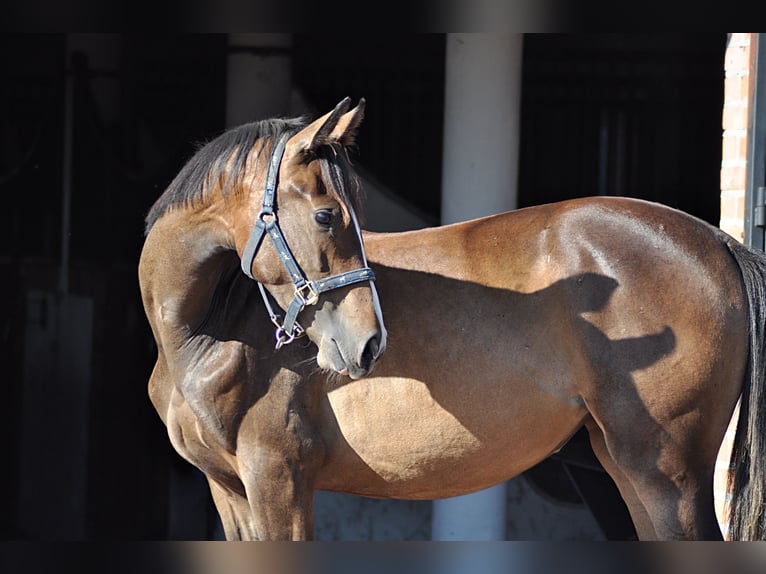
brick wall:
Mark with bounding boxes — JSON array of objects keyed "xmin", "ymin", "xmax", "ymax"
[
  {"xmin": 715, "ymin": 32, "xmax": 756, "ymax": 539},
  {"xmin": 719, "ymin": 33, "xmax": 753, "ymax": 241}
]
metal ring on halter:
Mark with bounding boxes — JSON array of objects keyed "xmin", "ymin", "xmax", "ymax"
[
  {"xmin": 275, "ymin": 325, "xmax": 301, "ymax": 350},
  {"xmin": 258, "ymin": 282, "xmax": 306, "ymax": 348}
]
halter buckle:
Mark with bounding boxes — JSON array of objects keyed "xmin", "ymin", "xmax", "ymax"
[{"xmin": 295, "ymin": 282, "xmax": 319, "ymax": 306}]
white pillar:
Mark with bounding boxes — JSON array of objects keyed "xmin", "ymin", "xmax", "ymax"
[
  {"xmin": 440, "ymin": 33, "xmax": 522, "ymax": 224},
  {"xmin": 225, "ymin": 34, "xmax": 292, "ymax": 128},
  {"xmin": 432, "ymin": 33, "xmax": 523, "ymax": 541}
]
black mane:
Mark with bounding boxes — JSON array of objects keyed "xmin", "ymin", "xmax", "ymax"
[{"xmin": 144, "ymin": 116, "xmax": 306, "ymax": 234}]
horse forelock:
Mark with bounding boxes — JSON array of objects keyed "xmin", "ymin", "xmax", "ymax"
[
  {"xmin": 316, "ymin": 143, "xmax": 366, "ymax": 225},
  {"xmin": 143, "ymin": 116, "xmax": 307, "ymax": 235}
]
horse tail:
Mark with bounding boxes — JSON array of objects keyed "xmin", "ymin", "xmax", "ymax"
[{"xmin": 726, "ymin": 238, "xmax": 766, "ymax": 540}]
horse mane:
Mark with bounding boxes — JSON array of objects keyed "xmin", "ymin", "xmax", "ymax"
[{"xmin": 143, "ymin": 115, "xmax": 365, "ymax": 235}]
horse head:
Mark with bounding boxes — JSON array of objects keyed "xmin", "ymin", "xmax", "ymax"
[{"xmin": 235, "ymin": 98, "xmax": 386, "ymax": 378}]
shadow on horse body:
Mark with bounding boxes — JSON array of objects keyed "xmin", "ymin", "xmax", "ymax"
[{"xmin": 143, "ymin": 189, "xmax": 766, "ymax": 541}]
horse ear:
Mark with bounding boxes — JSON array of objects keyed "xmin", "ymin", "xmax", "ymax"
[
  {"xmin": 286, "ymin": 97, "xmax": 351, "ymax": 155},
  {"xmin": 328, "ymin": 98, "xmax": 365, "ymax": 147},
  {"xmin": 285, "ymin": 97, "xmax": 365, "ymax": 158}
]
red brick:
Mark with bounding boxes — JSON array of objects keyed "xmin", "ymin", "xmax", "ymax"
[
  {"xmin": 735, "ymin": 194, "xmax": 745, "ymax": 218},
  {"xmin": 720, "ymin": 191, "xmax": 745, "ymax": 219},
  {"xmin": 723, "ymin": 105, "xmax": 750, "ymax": 130},
  {"xmin": 725, "ymin": 44, "xmax": 752, "ymax": 72},
  {"xmin": 721, "ymin": 165, "xmax": 747, "ymax": 190},
  {"xmin": 722, "ymin": 133, "xmax": 748, "ymax": 161},
  {"xmin": 727, "ymin": 33, "xmax": 752, "ymax": 48},
  {"xmin": 724, "ymin": 75, "xmax": 750, "ymax": 101}
]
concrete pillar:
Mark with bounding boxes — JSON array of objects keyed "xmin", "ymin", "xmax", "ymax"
[
  {"xmin": 440, "ymin": 33, "xmax": 523, "ymax": 225},
  {"xmin": 225, "ymin": 34, "xmax": 292, "ymax": 128},
  {"xmin": 432, "ymin": 33, "xmax": 523, "ymax": 541}
]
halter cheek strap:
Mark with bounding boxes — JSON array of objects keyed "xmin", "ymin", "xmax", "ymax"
[{"xmin": 240, "ymin": 133, "xmax": 376, "ymax": 349}]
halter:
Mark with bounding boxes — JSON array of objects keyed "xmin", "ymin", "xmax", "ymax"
[{"xmin": 240, "ymin": 133, "xmax": 376, "ymax": 349}]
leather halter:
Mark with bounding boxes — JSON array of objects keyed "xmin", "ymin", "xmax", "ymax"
[{"xmin": 240, "ymin": 132, "xmax": 376, "ymax": 349}]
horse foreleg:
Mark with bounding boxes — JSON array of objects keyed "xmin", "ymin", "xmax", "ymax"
[
  {"xmin": 207, "ymin": 477, "xmax": 259, "ymax": 540},
  {"xmin": 237, "ymin": 451, "xmax": 317, "ymax": 540},
  {"xmin": 230, "ymin": 367, "xmax": 324, "ymax": 540}
]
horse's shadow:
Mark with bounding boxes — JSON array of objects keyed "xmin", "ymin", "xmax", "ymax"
[{"xmin": 362, "ymin": 266, "xmax": 676, "ymax": 431}]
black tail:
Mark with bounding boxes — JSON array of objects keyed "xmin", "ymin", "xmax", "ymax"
[{"xmin": 727, "ymin": 239, "xmax": 766, "ymax": 540}]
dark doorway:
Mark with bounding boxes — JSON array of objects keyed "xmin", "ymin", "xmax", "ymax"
[{"xmin": 518, "ymin": 34, "xmax": 726, "ymax": 226}]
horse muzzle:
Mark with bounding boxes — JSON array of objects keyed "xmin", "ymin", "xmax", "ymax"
[{"xmin": 319, "ymin": 329, "xmax": 384, "ymax": 380}]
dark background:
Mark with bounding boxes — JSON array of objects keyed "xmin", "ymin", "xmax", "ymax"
[{"xmin": 1, "ymin": 33, "xmax": 726, "ymax": 540}]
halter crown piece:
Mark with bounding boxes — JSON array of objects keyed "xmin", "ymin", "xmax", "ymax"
[{"xmin": 240, "ymin": 133, "xmax": 376, "ymax": 349}]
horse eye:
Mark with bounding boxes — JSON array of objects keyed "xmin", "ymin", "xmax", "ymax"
[{"xmin": 314, "ymin": 210, "xmax": 334, "ymax": 227}]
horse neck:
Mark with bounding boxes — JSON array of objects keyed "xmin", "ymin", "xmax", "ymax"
[{"xmin": 140, "ymin": 206, "xmax": 243, "ymax": 346}]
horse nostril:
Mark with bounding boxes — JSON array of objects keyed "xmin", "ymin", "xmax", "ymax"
[{"xmin": 360, "ymin": 334, "xmax": 380, "ymax": 371}]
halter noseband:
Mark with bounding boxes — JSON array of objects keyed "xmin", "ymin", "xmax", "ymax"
[{"xmin": 240, "ymin": 133, "xmax": 376, "ymax": 349}]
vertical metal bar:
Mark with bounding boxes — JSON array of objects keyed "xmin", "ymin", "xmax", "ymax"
[
  {"xmin": 59, "ymin": 50, "xmax": 75, "ymax": 294},
  {"xmin": 755, "ymin": 186, "xmax": 766, "ymax": 228},
  {"xmin": 745, "ymin": 34, "xmax": 766, "ymax": 250}
]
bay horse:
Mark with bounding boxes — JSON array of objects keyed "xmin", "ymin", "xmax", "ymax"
[{"xmin": 140, "ymin": 104, "xmax": 766, "ymax": 541}]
